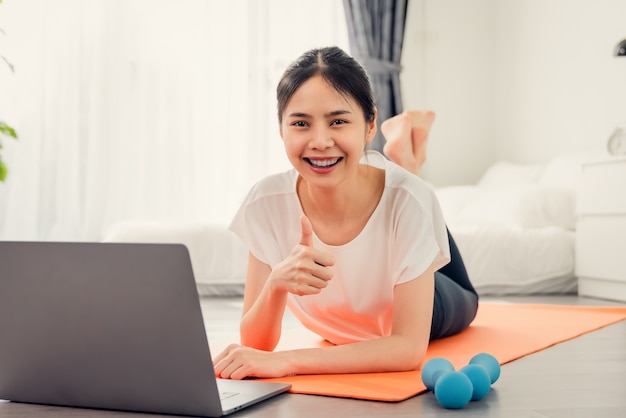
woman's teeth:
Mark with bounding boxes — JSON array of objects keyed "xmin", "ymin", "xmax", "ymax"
[{"xmin": 306, "ymin": 158, "xmax": 341, "ymax": 168}]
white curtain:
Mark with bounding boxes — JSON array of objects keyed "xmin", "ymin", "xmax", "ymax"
[{"xmin": 0, "ymin": 0, "xmax": 348, "ymax": 241}]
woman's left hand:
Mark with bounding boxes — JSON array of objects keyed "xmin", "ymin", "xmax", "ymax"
[{"xmin": 213, "ymin": 344, "xmax": 291, "ymax": 380}]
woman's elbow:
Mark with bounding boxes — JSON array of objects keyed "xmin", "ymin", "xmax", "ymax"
[
  {"xmin": 402, "ymin": 352, "xmax": 425, "ymax": 372},
  {"xmin": 390, "ymin": 341, "xmax": 427, "ymax": 372}
]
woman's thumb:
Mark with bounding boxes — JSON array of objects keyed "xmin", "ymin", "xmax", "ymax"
[{"xmin": 299, "ymin": 215, "xmax": 313, "ymax": 247}]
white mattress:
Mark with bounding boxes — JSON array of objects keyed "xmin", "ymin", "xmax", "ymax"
[{"xmin": 447, "ymin": 223, "xmax": 576, "ymax": 295}]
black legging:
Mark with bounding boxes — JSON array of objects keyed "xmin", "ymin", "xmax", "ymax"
[{"xmin": 429, "ymin": 228, "xmax": 479, "ymax": 340}]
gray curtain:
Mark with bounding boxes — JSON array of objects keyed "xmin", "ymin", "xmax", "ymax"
[{"xmin": 343, "ymin": 0, "xmax": 408, "ymax": 152}]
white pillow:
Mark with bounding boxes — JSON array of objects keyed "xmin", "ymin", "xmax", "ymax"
[
  {"xmin": 478, "ymin": 161, "xmax": 543, "ymax": 188},
  {"xmin": 452, "ymin": 184, "xmax": 577, "ymax": 230},
  {"xmin": 537, "ymin": 155, "xmax": 583, "ymax": 190}
]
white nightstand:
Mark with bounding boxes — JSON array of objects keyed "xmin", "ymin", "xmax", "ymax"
[{"xmin": 576, "ymin": 155, "xmax": 626, "ymax": 302}]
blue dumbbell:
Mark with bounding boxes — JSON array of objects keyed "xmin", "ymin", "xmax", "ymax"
[
  {"xmin": 421, "ymin": 353, "xmax": 501, "ymax": 409},
  {"xmin": 421, "ymin": 358, "xmax": 472, "ymax": 409}
]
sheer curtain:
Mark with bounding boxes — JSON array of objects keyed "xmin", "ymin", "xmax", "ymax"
[{"xmin": 0, "ymin": 0, "xmax": 348, "ymax": 241}]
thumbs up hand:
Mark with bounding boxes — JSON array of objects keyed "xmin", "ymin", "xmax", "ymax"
[
  {"xmin": 269, "ymin": 215, "xmax": 335, "ymax": 296},
  {"xmin": 299, "ymin": 213, "xmax": 315, "ymax": 247}
]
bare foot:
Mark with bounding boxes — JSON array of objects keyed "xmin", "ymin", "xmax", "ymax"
[{"xmin": 381, "ymin": 110, "xmax": 435, "ymax": 176}]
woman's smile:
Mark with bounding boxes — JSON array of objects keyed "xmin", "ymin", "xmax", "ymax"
[{"xmin": 304, "ymin": 157, "xmax": 343, "ymax": 173}]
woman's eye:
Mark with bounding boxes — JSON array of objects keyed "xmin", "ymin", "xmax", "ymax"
[
  {"xmin": 331, "ymin": 119, "xmax": 347, "ymax": 126},
  {"xmin": 292, "ymin": 121, "xmax": 308, "ymax": 127}
]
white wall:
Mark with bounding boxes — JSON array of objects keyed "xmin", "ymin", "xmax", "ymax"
[
  {"xmin": 402, "ymin": 0, "xmax": 495, "ymax": 186},
  {"xmin": 402, "ymin": 0, "xmax": 626, "ymax": 187},
  {"xmin": 493, "ymin": 0, "xmax": 626, "ymax": 163}
]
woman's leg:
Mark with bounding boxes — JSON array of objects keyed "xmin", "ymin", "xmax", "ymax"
[
  {"xmin": 430, "ymin": 229, "xmax": 479, "ymax": 340},
  {"xmin": 439, "ymin": 228, "xmax": 477, "ymax": 295}
]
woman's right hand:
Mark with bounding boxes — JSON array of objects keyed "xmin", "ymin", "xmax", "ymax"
[{"xmin": 268, "ymin": 215, "xmax": 335, "ymax": 296}]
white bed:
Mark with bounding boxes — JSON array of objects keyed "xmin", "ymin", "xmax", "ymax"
[
  {"xmin": 104, "ymin": 221, "xmax": 248, "ymax": 296},
  {"xmin": 103, "ymin": 155, "xmax": 584, "ymax": 296},
  {"xmin": 434, "ymin": 155, "xmax": 582, "ymax": 295}
]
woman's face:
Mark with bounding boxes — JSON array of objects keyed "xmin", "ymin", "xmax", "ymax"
[{"xmin": 279, "ymin": 75, "xmax": 376, "ymax": 189}]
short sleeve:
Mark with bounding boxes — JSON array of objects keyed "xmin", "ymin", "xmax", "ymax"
[
  {"xmin": 228, "ymin": 171, "xmax": 303, "ymax": 268},
  {"xmin": 389, "ymin": 177, "xmax": 451, "ymax": 286}
]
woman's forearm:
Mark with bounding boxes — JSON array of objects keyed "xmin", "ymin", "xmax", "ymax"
[
  {"xmin": 239, "ymin": 281, "xmax": 288, "ymax": 351},
  {"xmin": 280, "ymin": 333, "xmax": 428, "ymax": 376}
]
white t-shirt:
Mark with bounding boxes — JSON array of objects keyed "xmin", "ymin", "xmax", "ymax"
[{"xmin": 229, "ymin": 151, "xmax": 450, "ymax": 345}]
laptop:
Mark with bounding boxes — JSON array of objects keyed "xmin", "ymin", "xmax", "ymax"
[{"xmin": 0, "ymin": 241, "xmax": 291, "ymax": 417}]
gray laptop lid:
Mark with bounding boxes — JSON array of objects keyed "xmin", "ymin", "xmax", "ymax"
[{"xmin": 0, "ymin": 241, "xmax": 290, "ymax": 417}]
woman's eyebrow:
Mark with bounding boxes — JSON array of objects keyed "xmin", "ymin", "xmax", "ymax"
[
  {"xmin": 286, "ymin": 112, "xmax": 310, "ymax": 118},
  {"xmin": 286, "ymin": 109, "xmax": 352, "ymax": 119},
  {"xmin": 324, "ymin": 109, "xmax": 352, "ymax": 118}
]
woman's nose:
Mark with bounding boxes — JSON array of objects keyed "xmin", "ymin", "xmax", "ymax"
[{"xmin": 309, "ymin": 126, "xmax": 334, "ymax": 149}]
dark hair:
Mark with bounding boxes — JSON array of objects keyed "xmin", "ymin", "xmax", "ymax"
[{"xmin": 276, "ymin": 46, "xmax": 376, "ymax": 124}]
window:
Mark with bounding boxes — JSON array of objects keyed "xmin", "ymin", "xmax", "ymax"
[{"xmin": 0, "ymin": 0, "xmax": 348, "ymax": 240}]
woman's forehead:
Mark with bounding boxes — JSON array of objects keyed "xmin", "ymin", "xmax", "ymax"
[{"xmin": 285, "ymin": 76, "xmax": 358, "ymax": 115}]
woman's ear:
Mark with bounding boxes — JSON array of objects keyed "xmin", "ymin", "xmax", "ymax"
[{"xmin": 365, "ymin": 108, "xmax": 378, "ymax": 145}]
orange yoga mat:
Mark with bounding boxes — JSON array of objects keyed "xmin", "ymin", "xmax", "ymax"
[{"xmin": 256, "ymin": 303, "xmax": 626, "ymax": 402}]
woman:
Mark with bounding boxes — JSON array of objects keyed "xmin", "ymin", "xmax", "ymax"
[{"xmin": 213, "ymin": 46, "xmax": 478, "ymax": 380}]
